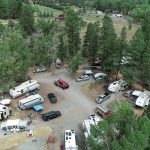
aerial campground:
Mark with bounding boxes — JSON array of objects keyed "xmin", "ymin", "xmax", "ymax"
[{"xmin": 1, "ymin": 0, "xmax": 150, "ymax": 150}]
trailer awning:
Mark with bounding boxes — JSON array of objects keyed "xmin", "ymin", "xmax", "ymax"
[{"xmin": 33, "ymin": 104, "xmax": 44, "ymax": 112}]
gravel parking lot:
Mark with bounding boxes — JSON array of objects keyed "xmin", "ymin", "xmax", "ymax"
[
  {"xmin": 0, "ymin": 67, "xmax": 135, "ymax": 150},
  {"xmin": 5, "ymin": 67, "xmax": 97, "ymax": 150}
]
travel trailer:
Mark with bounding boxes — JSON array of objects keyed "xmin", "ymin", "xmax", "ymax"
[
  {"xmin": 0, "ymin": 104, "xmax": 11, "ymax": 120},
  {"xmin": 10, "ymin": 80, "xmax": 40, "ymax": 98},
  {"xmin": 19, "ymin": 94, "xmax": 44, "ymax": 109},
  {"xmin": 108, "ymin": 79, "xmax": 128, "ymax": 93},
  {"xmin": 1, "ymin": 119, "xmax": 27, "ymax": 132},
  {"xmin": 64, "ymin": 130, "xmax": 78, "ymax": 150},
  {"xmin": 135, "ymin": 91, "xmax": 150, "ymax": 108}
]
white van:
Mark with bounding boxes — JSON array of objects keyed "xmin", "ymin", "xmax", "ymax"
[
  {"xmin": 10, "ymin": 80, "xmax": 40, "ymax": 98},
  {"xmin": 19, "ymin": 94, "xmax": 44, "ymax": 109}
]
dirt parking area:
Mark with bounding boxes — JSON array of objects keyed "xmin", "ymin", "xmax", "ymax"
[{"xmin": 0, "ymin": 67, "xmax": 142, "ymax": 150}]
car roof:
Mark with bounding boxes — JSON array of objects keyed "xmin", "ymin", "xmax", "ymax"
[
  {"xmin": 59, "ymin": 79, "xmax": 67, "ymax": 84},
  {"xmin": 48, "ymin": 93, "xmax": 55, "ymax": 96}
]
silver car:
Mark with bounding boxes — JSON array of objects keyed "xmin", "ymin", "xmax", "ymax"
[
  {"xmin": 76, "ymin": 75, "xmax": 90, "ymax": 82},
  {"xmin": 33, "ymin": 66, "xmax": 46, "ymax": 73},
  {"xmin": 96, "ymin": 92, "xmax": 111, "ymax": 104}
]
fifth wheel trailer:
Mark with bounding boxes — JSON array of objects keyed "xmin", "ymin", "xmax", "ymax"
[{"xmin": 10, "ymin": 80, "xmax": 40, "ymax": 98}]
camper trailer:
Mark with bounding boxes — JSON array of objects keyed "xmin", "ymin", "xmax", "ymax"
[
  {"xmin": 135, "ymin": 91, "xmax": 150, "ymax": 108},
  {"xmin": 108, "ymin": 79, "xmax": 128, "ymax": 93},
  {"xmin": 19, "ymin": 94, "xmax": 44, "ymax": 109},
  {"xmin": 0, "ymin": 104, "xmax": 11, "ymax": 120},
  {"xmin": 10, "ymin": 80, "xmax": 40, "ymax": 98},
  {"xmin": 1, "ymin": 119, "xmax": 27, "ymax": 132},
  {"xmin": 64, "ymin": 130, "xmax": 78, "ymax": 150}
]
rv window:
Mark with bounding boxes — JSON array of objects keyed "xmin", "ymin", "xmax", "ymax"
[
  {"xmin": 3, "ymin": 107, "xmax": 6, "ymax": 109},
  {"xmin": 4, "ymin": 112, "xmax": 6, "ymax": 115},
  {"xmin": 69, "ymin": 132, "xmax": 71, "ymax": 136},
  {"xmin": 66, "ymin": 137, "xmax": 68, "ymax": 140}
]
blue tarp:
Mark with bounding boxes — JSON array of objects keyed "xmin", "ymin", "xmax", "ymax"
[{"xmin": 33, "ymin": 104, "xmax": 44, "ymax": 112}]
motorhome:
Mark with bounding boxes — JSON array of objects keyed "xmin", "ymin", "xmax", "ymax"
[
  {"xmin": 64, "ymin": 130, "xmax": 78, "ymax": 150},
  {"xmin": 82, "ymin": 115, "xmax": 102, "ymax": 150},
  {"xmin": 0, "ymin": 104, "xmax": 11, "ymax": 120},
  {"xmin": 1, "ymin": 119, "xmax": 27, "ymax": 132},
  {"xmin": 10, "ymin": 80, "xmax": 40, "ymax": 98},
  {"xmin": 19, "ymin": 94, "xmax": 44, "ymax": 109},
  {"xmin": 108, "ymin": 79, "xmax": 128, "ymax": 93},
  {"xmin": 135, "ymin": 91, "xmax": 150, "ymax": 108}
]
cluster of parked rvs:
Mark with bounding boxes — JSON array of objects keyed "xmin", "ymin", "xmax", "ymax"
[{"xmin": 0, "ymin": 80, "xmax": 44, "ymax": 133}]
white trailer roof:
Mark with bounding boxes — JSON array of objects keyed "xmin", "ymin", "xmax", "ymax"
[
  {"xmin": 108, "ymin": 79, "xmax": 126, "ymax": 92},
  {"xmin": 83, "ymin": 115, "xmax": 101, "ymax": 139},
  {"xmin": 135, "ymin": 91, "xmax": 150, "ymax": 107},
  {"xmin": 132, "ymin": 90, "xmax": 142, "ymax": 97},
  {"xmin": 65, "ymin": 130, "xmax": 77, "ymax": 150},
  {"xmin": 10, "ymin": 80, "xmax": 39, "ymax": 97},
  {"xmin": 19, "ymin": 94, "xmax": 42, "ymax": 103}
]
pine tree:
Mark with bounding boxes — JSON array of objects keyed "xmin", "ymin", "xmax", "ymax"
[
  {"xmin": 100, "ymin": 15, "xmax": 117, "ymax": 75},
  {"xmin": 65, "ymin": 9, "xmax": 81, "ymax": 56},
  {"xmin": 19, "ymin": 5, "xmax": 34, "ymax": 35}
]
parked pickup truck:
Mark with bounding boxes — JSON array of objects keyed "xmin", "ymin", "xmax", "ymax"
[{"xmin": 96, "ymin": 92, "xmax": 111, "ymax": 104}]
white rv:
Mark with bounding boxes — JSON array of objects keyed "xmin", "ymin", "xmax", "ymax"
[
  {"xmin": 1, "ymin": 119, "xmax": 27, "ymax": 132},
  {"xmin": 82, "ymin": 115, "xmax": 102, "ymax": 150},
  {"xmin": 10, "ymin": 80, "xmax": 40, "ymax": 98},
  {"xmin": 19, "ymin": 94, "xmax": 44, "ymax": 109},
  {"xmin": 0, "ymin": 104, "xmax": 11, "ymax": 120},
  {"xmin": 135, "ymin": 91, "xmax": 150, "ymax": 108},
  {"xmin": 108, "ymin": 79, "xmax": 128, "ymax": 93},
  {"xmin": 64, "ymin": 130, "xmax": 78, "ymax": 150},
  {"xmin": 82, "ymin": 114, "xmax": 101, "ymax": 139}
]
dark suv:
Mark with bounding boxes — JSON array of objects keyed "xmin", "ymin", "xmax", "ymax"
[
  {"xmin": 47, "ymin": 93, "xmax": 57, "ymax": 103},
  {"xmin": 41, "ymin": 111, "xmax": 61, "ymax": 121}
]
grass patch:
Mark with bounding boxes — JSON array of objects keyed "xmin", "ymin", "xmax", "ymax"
[{"xmin": 35, "ymin": 4, "xmax": 63, "ymax": 17}]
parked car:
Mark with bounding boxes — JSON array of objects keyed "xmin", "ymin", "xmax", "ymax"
[
  {"xmin": 96, "ymin": 92, "xmax": 111, "ymax": 104},
  {"xmin": 33, "ymin": 65, "xmax": 46, "ymax": 73},
  {"xmin": 47, "ymin": 93, "xmax": 57, "ymax": 103},
  {"xmin": 41, "ymin": 111, "xmax": 61, "ymax": 121},
  {"xmin": 96, "ymin": 105, "xmax": 112, "ymax": 118},
  {"xmin": 93, "ymin": 73, "xmax": 107, "ymax": 80},
  {"xmin": 76, "ymin": 75, "xmax": 90, "ymax": 82},
  {"xmin": 54, "ymin": 79, "xmax": 69, "ymax": 89},
  {"xmin": 84, "ymin": 70, "xmax": 94, "ymax": 76},
  {"xmin": 123, "ymin": 90, "xmax": 133, "ymax": 98}
]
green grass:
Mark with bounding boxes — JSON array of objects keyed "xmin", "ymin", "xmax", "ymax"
[{"xmin": 35, "ymin": 4, "xmax": 63, "ymax": 16}]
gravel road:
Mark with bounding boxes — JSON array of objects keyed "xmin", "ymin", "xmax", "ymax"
[{"xmin": 17, "ymin": 68, "xmax": 98, "ymax": 150}]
